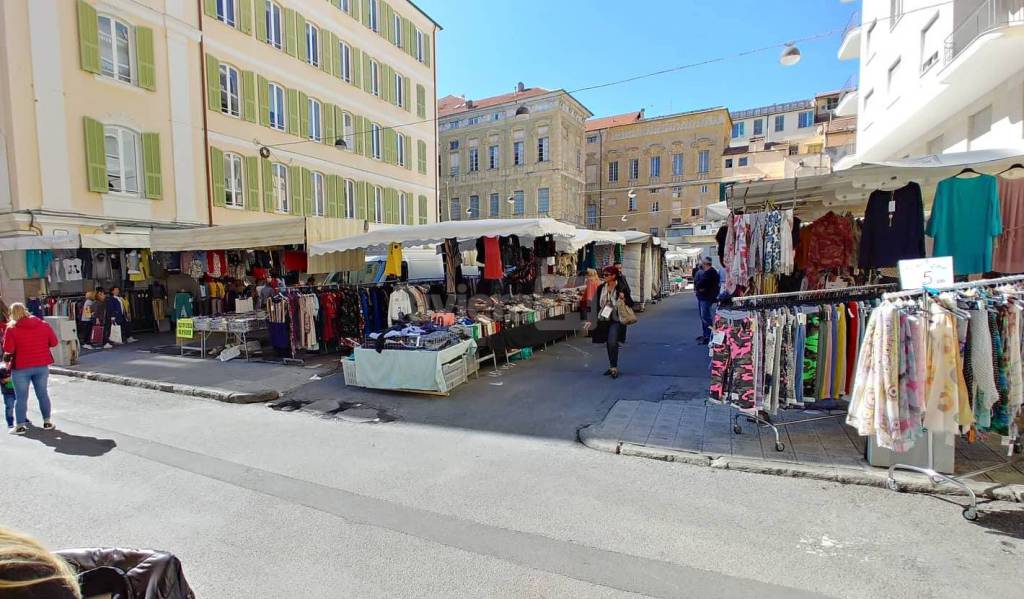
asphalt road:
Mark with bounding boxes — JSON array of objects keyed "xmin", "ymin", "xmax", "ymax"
[{"xmin": 1, "ymin": 296, "xmax": 1022, "ymax": 598}]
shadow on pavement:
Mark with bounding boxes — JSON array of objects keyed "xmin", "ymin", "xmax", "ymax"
[{"xmin": 24, "ymin": 427, "xmax": 117, "ymax": 457}]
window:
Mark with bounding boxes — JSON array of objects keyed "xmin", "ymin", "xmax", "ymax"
[
  {"xmin": 392, "ymin": 14, "xmax": 402, "ymax": 46},
  {"xmin": 344, "ymin": 179, "xmax": 355, "ymax": 217},
  {"xmin": 738, "ymin": 157, "xmax": 749, "ymax": 167},
  {"xmin": 394, "ymin": 72, "xmax": 405, "ymax": 107},
  {"xmin": 672, "ymin": 153, "xmax": 683, "ymax": 176},
  {"xmin": 468, "ymin": 148, "xmax": 479, "ymax": 172},
  {"xmin": 587, "ymin": 134, "xmax": 599, "ymax": 144},
  {"xmin": 890, "ymin": 0, "xmax": 904, "ymax": 29},
  {"xmin": 308, "ymin": 98, "xmax": 322, "ymax": 141},
  {"xmin": 268, "ymin": 83, "xmax": 285, "ymax": 130},
  {"xmin": 608, "ymin": 161, "xmax": 619, "ymax": 182},
  {"xmin": 920, "ymin": 14, "xmax": 940, "ymax": 73},
  {"xmin": 650, "ymin": 156, "xmax": 661, "ymax": 178},
  {"xmin": 513, "ymin": 190, "xmax": 524, "ymax": 216},
  {"xmin": 272, "ymin": 162, "xmax": 289, "ymax": 212},
  {"xmin": 305, "ymin": 23, "xmax": 319, "ymax": 66},
  {"xmin": 223, "ymin": 153, "xmax": 244, "ymax": 208},
  {"xmin": 368, "ymin": 0, "xmax": 379, "ymax": 31},
  {"xmin": 690, "ymin": 207, "xmax": 700, "ymax": 217},
  {"xmin": 586, "ymin": 204, "xmax": 598, "ymax": 227},
  {"xmin": 577, "ymin": 149, "xmax": 581, "ymax": 170},
  {"xmin": 449, "ymin": 152, "xmax": 460, "ymax": 176},
  {"xmin": 774, "ymin": 114, "xmax": 785, "ymax": 132},
  {"xmin": 489, "ymin": 193, "xmax": 500, "ymax": 217},
  {"xmin": 806, "ymin": 143, "xmax": 823, "ymax": 154},
  {"xmin": 399, "ymin": 192, "xmax": 409, "ymax": 224},
  {"xmin": 788, "ymin": 144, "xmax": 799, "ymax": 156},
  {"xmin": 449, "ymin": 140, "xmax": 460, "ymax": 151},
  {"xmin": 926, "ymin": 134, "xmax": 944, "ymax": 155},
  {"xmin": 467, "ymin": 116, "xmax": 480, "ymax": 126},
  {"xmin": 216, "ymin": 0, "xmax": 236, "ymax": 26},
  {"xmin": 450, "ymin": 197, "xmax": 461, "ymax": 221},
  {"xmin": 866, "ymin": 19, "xmax": 877, "ymax": 57},
  {"xmin": 864, "ymin": 89, "xmax": 874, "ymax": 112},
  {"xmin": 798, "ymin": 111, "xmax": 814, "ymax": 128},
  {"xmin": 341, "ymin": 112, "xmax": 353, "ymax": 151},
  {"xmin": 698, "ymin": 150, "xmax": 710, "ymax": 174},
  {"xmin": 488, "ymin": 145, "xmax": 499, "ymax": 169},
  {"xmin": 538, "ymin": 188, "xmax": 550, "ymax": 216},
  {"xmin": 753, "ymin": 119, "xmax": 763, "ymax": 135},
  {"xmin": 265, "ymin": 1, "xmax": 283, "ymax": 49},
  {"xmin": 374, "ymin": 186, "xmax": 383, "ymax": 223},
  {"xmin": 629, "ymin": 158, "xmax": 639, "ymax": 180},
  {"xmin": 492, "ymin": 112, "xmax": 502, "ymax": 121},
  {"xmin": 397, "ymin": 134, "xmax": 406, "ymax": 167},
  {"xmin": 219, "ymin": 64, "xmax": 240, "ymax": 117},
  {"xmin": 725, "ymin": 158, "xmax": 733, "ymax": 168},
  {"xmin": 98, "ymin": 15, "xmax": 133, "ymax": 83},
  {"xmin": 371, "ymin": 123, "xmax": 382, "ymax": 159},
  {"xmin": 340, "ymin": 0, "xmax": 350, "ymax": 11},
  {"xmin": 513, "ymin": 141, "xmax": 524, "ymax": 165},
  {"xmin": 731, "ymin": 122, "xmax": 745, "ymax": 138},
  {"xmin": 651, "ymin": 201, "xmax": 659, "ymax": 213},
  {"xmin": 968, "ymin": 105, "xmax": 992, "ymax": 148},
  {"xmin": 468, "ymin": 195, "xmax": 480, "ymax": 219},
  {"xmin": 311, "ymin": 171, "xmax": 325, "ymax": 216},
  {"xmin": 537, "ymin": 136, "xmax": 549, "ymax": 162},
  {"xmin": 339, "ymin": 42, "xmax": 352, "ymax": 82},
  {"xmin": 628, "ymin": 195, "xmax": 637, "ymax": 211},
  {"xmin": 370, "ymin": 60, "xmax": 380, "ymax": 96},
  {"xmin": 103, "ymin": 126, "xmax": 140, "ymax": 194},
  {"xmin": 700, "ymin": 184, "xmax": 708, "ymax": 194},
  {"xmin": 887, "ymin": 58, "xmax": 902, "ymax": 96},
  {"xmin": 416, "ymin": 30, "xmax": 424, "ymax": 62}
]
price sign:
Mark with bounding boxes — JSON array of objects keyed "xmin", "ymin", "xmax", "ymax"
[
  {"xmin": 176, "ymin": 318, "xmax": 194, "ymax": 340},
  {"xmin": 898, "ymin": 257, "xmax": 954, "ymax": 290}
]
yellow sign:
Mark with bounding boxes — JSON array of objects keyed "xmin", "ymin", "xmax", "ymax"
[{"xmin": 176, "ymin": 318, "xmax": 194, "ymax": 339}]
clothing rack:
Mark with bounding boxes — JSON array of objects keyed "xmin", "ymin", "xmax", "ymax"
[{"xmin": 879, "ymin": 273, "xmax": 1024, "ymax": 520}]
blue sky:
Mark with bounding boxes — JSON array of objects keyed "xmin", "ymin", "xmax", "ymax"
[{"xmin": 417, "ymin": 0, "xmax": 859, "ymax": 118}]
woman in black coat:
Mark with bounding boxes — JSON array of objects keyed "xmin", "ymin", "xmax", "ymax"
[{"xmin": 584, "ymin": 266, "xmax": 635, "ymax": 379}]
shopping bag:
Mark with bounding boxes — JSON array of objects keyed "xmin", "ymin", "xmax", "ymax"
[
  {"xmin": 617, "ymin": 301, "xmax": 638, "ymax": 325},
  {"xmin": 109, "ymin": 323, "xmax": 123, "ymax": 345},
  {"xmin": 90, "ymin": 323, "xmax": 104, "ymax": 345}
]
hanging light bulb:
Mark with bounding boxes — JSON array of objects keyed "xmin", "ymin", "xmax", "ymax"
[
  {"xmin": 779, "ymin": 42, "xmax": 801, "ymax": 66},
  {"xmin": 620, "ymin": 214, "xmax": 628, "ymax": 222},
  {"xmin": 627, "ymin": 188, "xmax": 637, "ymax": 199}
]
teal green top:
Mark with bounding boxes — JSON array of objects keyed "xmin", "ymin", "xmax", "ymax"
[{"xmin": 925, "ymin": 175, "xmax": 1001, "ymax": 275}]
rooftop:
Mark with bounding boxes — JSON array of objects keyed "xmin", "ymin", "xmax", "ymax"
[
  {"xmin": 438, "ymin": 87, "xmax": 553, "ymax": 117},
  {"xmin": 730, "ymin": 99, "xmax": 814, "ymax": 120},
  {"xmin": 585, "ymin": 110, "xmax": 644, "ymax": 132}
]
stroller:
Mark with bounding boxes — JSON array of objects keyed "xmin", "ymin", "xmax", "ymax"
[{"xmin": 56, "ymin": 548, "xmax": 195, "ymax": 599}]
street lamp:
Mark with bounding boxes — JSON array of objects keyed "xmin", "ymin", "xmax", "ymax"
[{"xmin": 780, "ymin": 43, "xmax": 801, "ymax": 66}]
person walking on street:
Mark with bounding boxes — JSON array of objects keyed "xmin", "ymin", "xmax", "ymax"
[
  {"xmin": 106, "ymin": 286, "xmax": 137, "ymax": 344},
  {"xmin": 584, "ymin": 266, "xmax": 636, "ymax": 379},
  {"xmin": 92, "ymin": 288, "xmax": 111, "ymax": 349},
  {"xmin": 3, "ymin": 302, "xmax": 58, "ymax": 435},
  {"xmin": 79, "ymin": 291, "xmax": 96, "ymax": 350},
  {"xmin": 694, "ymin": 257, "xmax": 720, "ymax": 345}
]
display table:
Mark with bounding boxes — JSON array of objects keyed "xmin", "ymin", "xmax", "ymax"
[
  {"xmin": 352, "ymin": 339, "xmax": 477, "ymax": 395},
  {"xmin": 478, "ymin": 315, "xmax": 581, "ymax": 366}
]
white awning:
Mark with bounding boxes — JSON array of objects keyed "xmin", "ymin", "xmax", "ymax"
[
  {"xmin": 0, "ymin": 233, "xmax": 80, "ymax": 250},
  {"xmin": 150, "ymin": 217, "xmax": 307, "ymax": 251},
  {"xmin": 310, "ymin": 218, "xmax": 576, "ymax": 256},
  {"xmin": 619, "ymin": 231, "xmax": 652, "ymax": 244},
  {"xmin": 557, "ymin": 229, "xmax": 627, "ymax": 252},
  {"xmin": 81, "ymin": 232, "xmax": 151, "ymax": 249}
]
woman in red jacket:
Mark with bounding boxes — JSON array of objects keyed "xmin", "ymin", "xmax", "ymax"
[{"xmin": 3, "ymin": 303, "xmax": 58, "ymax": 435}]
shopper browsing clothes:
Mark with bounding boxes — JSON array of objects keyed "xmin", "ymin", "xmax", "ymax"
[
  {"xmin": 585, "ymin": 266, "xmax": 636, "ymax": 379},
  {"xmin": 106, "ymin": 286, "xmax": 137, "ymax": 344},
  {"xmin": 3, "ymin": 302, "xmax": 58, "ymax": 435},
  {"xmin": 694, "ymin": 257, "xmax": 720, "ymax": 345},
  {"xmin": 79, "ymin": 291, "xmax": 96, "ymax": 350},
  {"xmin": 91, "ymin": 288, "xmax": 111, "ymax": 349}
]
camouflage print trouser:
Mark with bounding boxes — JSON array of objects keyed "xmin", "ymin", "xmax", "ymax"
[{"xmin": 708, "ymin": 315, "xmax": 756, "ymax": 410}]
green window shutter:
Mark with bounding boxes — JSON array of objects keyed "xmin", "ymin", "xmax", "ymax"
[
  {"xmin": 355, "ymin": 181, "xmax": 367, "ymax": 219},
  {"xmin": 77, "ymin": 1, "xmax": 101, "ymax": 74},
  {"xmin": 298, "ymin": 91, "xmax": 309, "ymax": 138},
  {"xmin": 383, "ymin": 64, "xmax": 393, "ymax": 103},
  {"xmin": 417, "ymin": 139, "xmax": 426, "ymax": 174},
  {"xmin": 210, "ymin": 147, "xmax": 225, "ymax": 207},
  {"xmin": 288, "ymin": 165, "xmax": 302, "ymax": 214},
  {"xmin": 204, "ymin": 0, "xmax": 217, "ymax": 18},
  {"xmin": 390, "ymin": 189, "xmax": 398, "ymax": 224},
  {"xmin": 418, "ymin": 194, "xmax": 428, "ymax": 224},
  {"xmin": 246, "ymin": 156, "xmax": 260, "ymax": 210},
  {"xmin": 351, "ymin": 47, "xmax": 362, "ymax": 88},
  {"xmin": 384, "ymin": 128, "xmax": 394, "ymax": 164},
  {"xmin": 238, "ymin": 0, "xmax": 253, "ymax": 35},
  {"xmin": 135, "ymin": 27, "xmax": 156, "ymax": 90},
  {"xmin": 257, "ymin": 74, "xmax": 270, "ymax": 127},
  {"xmin": 319, "ymin": 30, "xmax": 330, "ymax": 73},
  {"xmin": 361, "ymin": 54, "xmax": 372, "ymax": 94},
  {"xmin": 423, "ymin": 36, "xmax": 430, "ymax": 67},
  {"xmin": 360, "ymin": 0, "xmax": 371, "ymax": 27},
  {"xmin": 402, "ymin": 192, "xmax": 411, "ymax": 223},
  {"xmin": 326, "ymin": 174, "xmax": 338, "ymax": 218},
  {"xmin": 142, "ymin": 132, "xmax": 163, "ymax": 199},
  {"xmin": 302, "ymin": 168, "xmax": 313, "ymax": 215},
  {"xmin": 261, "ymin": 158, "xmax": 274, "ymax": 211},
  {"xmin": 403, "ymin": 136, "xmax": 411, "ymax": 170},
  {"xmin": 403, "ymin": 76, "xmax": 411, "ymax": 111},
  {"xmin": 323, "ymin": 102, "xmax": 336, "ymax": 146},
  {"xmin": 295, "ymin": 12, "xmax": 307, "ymax": 59},
  {"xmin": 255, "ymin": 0, "xmax": 268, "ymax": 42},
  {"xmin": 205, "ymin": 54, "xmax": 220, "ymax": 112},
  {"xmin": 353, "ymin": 115, "xmax": 365, "ymax": 156},
  {"xmin": 83, "ymin": 117, "xmax": 107, "ymax": 193},
  {"xmin": 242, "ymin": 71, "xmax": 257, "ymax": 122},
  {"xmin": 416, "ymin": 84, "xmax": 425, "ymax": 119},
  {"xmin": 286, "ymin": 88, "xmax": 300, "ymax": 135},
  {"xmin": 284, "ymin": 8, "xmax": 297, "ymax": 57}
]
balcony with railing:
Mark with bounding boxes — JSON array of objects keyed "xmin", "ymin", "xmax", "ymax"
[
  {"xmin": 945, "ymin": 0, "xmax": 1024, "ymax": 65},
  {"xmin": 837, "ymin": 10, "xmax": 861, "ymax": 60}
]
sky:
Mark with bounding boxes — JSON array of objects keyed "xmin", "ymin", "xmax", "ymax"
[{"xmin": 416, "ymin": 0, "xmax": 859, "ymax": 119}]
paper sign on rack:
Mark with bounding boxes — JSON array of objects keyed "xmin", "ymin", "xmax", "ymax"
[{"xmin": 898, "ymin": 257, "xmax": 954, "ymax": 290}]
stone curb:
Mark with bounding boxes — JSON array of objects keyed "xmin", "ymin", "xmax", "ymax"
[
  {"xmin": 578, "ymin": 425, "xmax": 1024, "ymax": 503},
  {"xmin": 50, "ymin": 367, "xmax": 278, "ymax": 404}
]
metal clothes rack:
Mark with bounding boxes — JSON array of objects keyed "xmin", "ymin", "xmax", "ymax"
[
  {"xmin": 880, "ymin": 274, "xmax": 1024, "ymax": 520},
  {"xmin": 713, "ymin": 283, "xmax": 897, "ymax": 452}
]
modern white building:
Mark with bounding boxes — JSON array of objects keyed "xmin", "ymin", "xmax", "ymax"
[
  {"xmin": 838, "ymin": 0, "xmax": 1024, "ymax": 161},
  {"xmin": 728, "ymin": 100, "xmax": 820, "ymax": 149}
]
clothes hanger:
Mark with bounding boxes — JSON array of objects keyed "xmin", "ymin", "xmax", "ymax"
[
  {"xmin": 954, "ymin": 167, "xmax": 982, "ymax": 178},
  {"xmin": 997, "ymin": 163, "xmax": 1024, "ymax": 179}
]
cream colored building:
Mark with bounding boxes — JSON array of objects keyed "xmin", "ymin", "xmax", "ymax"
[
  {"xmin": 0, "ymin": 0, "xmax": 439, "ymax": 252},
  {"xmin": 584, "ymin": 107, "xmax": 732, "ymax": 238},
  {"xmin": 437, "ymin": 85, "xmax": 592, "ymax": 225}
]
